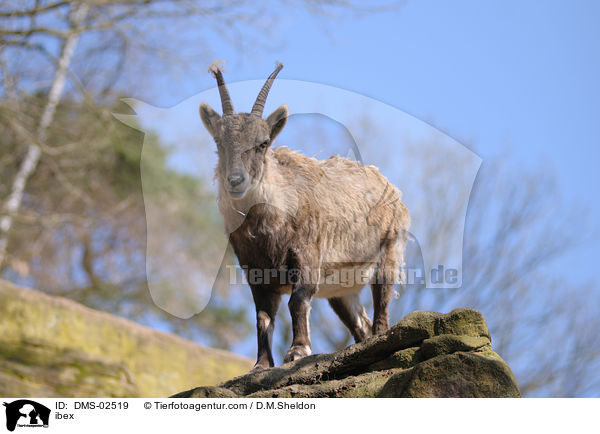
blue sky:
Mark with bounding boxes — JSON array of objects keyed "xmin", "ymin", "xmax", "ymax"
[
  {"xmin": 117, "ymin": 1, "xmax": 600, "ymax": 395},
  {"xmin": 144, "ymin": 0, "xmax": 599, "ymax": 286}
]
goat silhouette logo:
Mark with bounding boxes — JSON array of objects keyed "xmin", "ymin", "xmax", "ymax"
[
  {"xmin": 3, "ymin": 400, "xmax": 50, "ymax": 432},
  {"xmin": 114, "ymin": 71, "xmax": 481, "ymax": 319}
]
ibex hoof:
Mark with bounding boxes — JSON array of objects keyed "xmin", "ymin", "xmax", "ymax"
[
  {"xmin": 251, "ymin": 358, "xmax": 274, "ymax": 371},
  {"xmin": 372, "ymin": 322, "xmax": 389, "ymax": 336},
  {"xmin": 283, "ymin": 345, "xmax": 311, "ymax": 363}
]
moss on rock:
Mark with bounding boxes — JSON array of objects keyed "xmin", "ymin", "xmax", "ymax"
[
  {"xmin": 0, "ymin": 279, "xmax": 252, "ymax": 397},
  {"xmin": 175, "ymin": 308, "xmax": 520, "ymax": 398}
]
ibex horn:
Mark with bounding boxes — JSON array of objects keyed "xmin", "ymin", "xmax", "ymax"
[
  {"xmin": 208, "ymin": 60, "xmax": 235, "ymax": 116},
  {"xmin": 251, "ymin": 62, "xmax": 283, "ymax": 118}
]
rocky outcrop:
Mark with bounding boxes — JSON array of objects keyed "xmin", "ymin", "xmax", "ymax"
[
  {"xmin": 174, "ymin": 308, "xmax": 520, "ymax": 398},
  {"xmin": 0, "ymin": 279, "xmax": 253, "ymax": 397}
]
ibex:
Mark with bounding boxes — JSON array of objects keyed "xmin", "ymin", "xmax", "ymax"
[{"xmin": 199, "ymin": 61, "xmax": 410, "ymax": 369}]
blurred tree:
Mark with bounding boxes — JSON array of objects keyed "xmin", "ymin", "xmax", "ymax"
[
  {"xmin": 392, "ymin": 138, "xmax": 599, "ymax": 397},
  {"xmin": 0, "ymin": 95, "xmax": 250, "ymax": 347},
  {"xmin": 0, "ymin": 0, "xmax": 396, "ymax": 348},
  {"xmin": 267, "ymin": 115, "xmax": 599, "ymax": 397},
  {"xmin": 0, "ymin": 0, "xmax": 383, "ymax": 265}
]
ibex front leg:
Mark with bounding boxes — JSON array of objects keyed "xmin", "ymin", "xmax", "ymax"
[
  {"xmin": 284, "ymin": 283, "xmax": 316, "ymax": 363},
  {"xmin": 251, "ymin": 285, "xmax": 281, "ymax": 369}
]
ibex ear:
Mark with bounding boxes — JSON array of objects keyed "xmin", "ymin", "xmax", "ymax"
[
  {"xmin": 266, "ymin": 104, "xmax": 288, "ymax": 141},
  {"xmin": 199, "ymin": 102, "xmax": 221, "ymax": 137}
]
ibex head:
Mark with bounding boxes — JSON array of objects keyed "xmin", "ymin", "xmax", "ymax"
[{"xmin": 199, "ymin": 61, "xmax": 288, "ymax": 199}]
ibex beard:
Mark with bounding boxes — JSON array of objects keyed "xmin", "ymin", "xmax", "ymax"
[{"xmin": 200, "ymin": 61, "xmax": 410, "ymax": 369}]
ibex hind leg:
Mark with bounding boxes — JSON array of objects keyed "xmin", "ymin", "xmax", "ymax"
[
  {"xmin": 328, "ymin": 293, "xmax": 372, "ymax": 343},
  {"xmin": 371, "ymin": 240, "xmax": 402, "ymax": 335}
]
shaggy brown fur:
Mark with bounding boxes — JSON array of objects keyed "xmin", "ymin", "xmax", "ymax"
[{"xmin": 200, "ymin": 62, "xmax": 410, "ymax": 368}]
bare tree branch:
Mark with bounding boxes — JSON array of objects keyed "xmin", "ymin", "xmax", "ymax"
[
  {"xmin": 0, "ymin": 1, "xmax": 70, "ymax": 18},
  {"xmin": 0, "ymin": 3, "xmax": 89, "ymax": 266}
]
